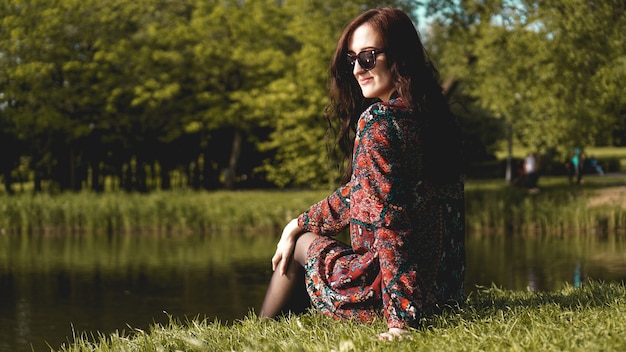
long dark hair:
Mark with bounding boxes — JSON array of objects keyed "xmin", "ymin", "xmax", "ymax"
[{"xmin": 326, "ymin": 7, "xmax": 462, "ymax": 184}]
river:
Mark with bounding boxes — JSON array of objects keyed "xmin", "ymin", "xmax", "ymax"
[{"xmin": 1, "ymin": 232, "xmax": 625, "ymax": 351}]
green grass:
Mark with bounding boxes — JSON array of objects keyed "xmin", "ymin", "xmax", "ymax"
[
  {"xmin": 0, "ymin": 190, "xmax": 329, "ymax": 235},
  {"xmin": 494, "ymin": 144, "xmax": 626, "ymax": 161},
  {"xmin": 465, "ymin": 175, "xmax": 626, "ymax": 236},
  {"xmin": 58, "ymin": 280, "xmax": 626, "ymax": 352},
  {"xmin": 2, "ymin": 175, "xmax": 626, "ymax": 236}
]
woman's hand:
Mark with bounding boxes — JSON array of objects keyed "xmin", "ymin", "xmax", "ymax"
[
  {"xmin": 378, "ymin": 328, "xmax": 410, "ymax": 341},
  {"xmin": 271, "ymin": 218, "xmax": 302, "ymax": 275}
]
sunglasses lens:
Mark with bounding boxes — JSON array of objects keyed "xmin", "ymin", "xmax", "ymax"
[
  {"xmin": 346, "ymin": 50, "xmax": 382, "ymax": 71},
  {"xmin": 358, "ymin": 51, "xmax": 376, "ymax": 70},
  {"xmin": 346, "ymin": 54, "xmax": 356, "ymax": 67}
]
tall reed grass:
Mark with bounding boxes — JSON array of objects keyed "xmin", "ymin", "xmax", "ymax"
[
  {"xmin": 1, "ymin": 176, "xmax": 625, "ymax": 236},
  {"xmin": 465, "ymin": 177, "xmax": 626, "ymax": 236},
  {"xmin": 0, "ymin": 190, "xmax": 328, "ymax": 235}
]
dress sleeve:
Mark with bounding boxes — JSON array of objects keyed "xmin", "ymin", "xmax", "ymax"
[
  {"xmin": 297, "ymin": 182, "xmax": 352, "ymax": 236},
  {"xmin": 376, "ymin": 228, "xmax": 418, "ymax": 329},
  {"xmin": 352, "ymin": 104, "xmax": 421, "ymax": 329}
]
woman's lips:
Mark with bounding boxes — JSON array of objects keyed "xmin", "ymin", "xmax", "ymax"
[{"xmin": 359, "ymin": 77, "xmax": 373, "ymax": 85}]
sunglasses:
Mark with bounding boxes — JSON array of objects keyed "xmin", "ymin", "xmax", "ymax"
[{"xmin": 346, "ymin": 49, "xmax": 385, "ymax": 71}]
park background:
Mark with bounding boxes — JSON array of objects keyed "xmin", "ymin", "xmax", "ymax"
[
  {"xmin": 1, "ymin": 0, "xmax": 624, "ymax": 193},
  {"xmin": 1, "ymin": 0, "xmax": 625, "ymax": 351}
]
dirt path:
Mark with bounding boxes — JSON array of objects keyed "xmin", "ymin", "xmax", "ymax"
[{"xmin": 587, "ymin": 185, "xmax": 626, "ymax": 209}]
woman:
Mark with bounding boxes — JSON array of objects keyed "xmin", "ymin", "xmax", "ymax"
[{"xmin": 260, "ymin": 8, "xmax": 465, "ymax": 340}]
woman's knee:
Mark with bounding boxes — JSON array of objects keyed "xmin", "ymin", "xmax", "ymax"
[{"xmin": 294, "ymin": 232, "xmax": 318, "ymax": 265}]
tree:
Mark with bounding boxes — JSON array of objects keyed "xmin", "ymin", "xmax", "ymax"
[
  {"xmin": 190, "ymin": 0, "xmax": 294, "ymax": 189},
  {"xmin": 1, "ymin": 0, "xmax": 97, "ymax": 191},
  {"xmin": 1, "ymin": 0, "xmax": 427, "ymax": 192},
  {"xmin": 424, "ymin": 0, "xmax": 626, "ymax": 179}
]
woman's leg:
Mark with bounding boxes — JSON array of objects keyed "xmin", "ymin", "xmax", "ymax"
[{"xmin": 259, "ymin": 232, "xmax": 318, "ymax": 318}]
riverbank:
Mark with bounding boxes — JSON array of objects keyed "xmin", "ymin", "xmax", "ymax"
[
  {"xmin": 2, "ymin": 175, "xmax": 626, "ymax": 236},
  {"xmin": 59, "ymin": 280, "xmax": 626, "ymax": 351}
]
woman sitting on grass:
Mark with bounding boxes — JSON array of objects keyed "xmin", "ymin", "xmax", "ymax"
[{"xmin": 260, "ymin": 7, "xmax": 465, "ymax": 340}]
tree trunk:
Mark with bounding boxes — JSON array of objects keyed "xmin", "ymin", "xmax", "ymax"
[
  {"xmin": 2, "ymin": 170, "xmax": 13, "ymax": 195},
  {"xmin": 224, "ymin": 128, "xmax": 242, "ymax": 190},
  {"xmin": 34, "ymin": 173, "xmax": 42, "ymax": 193},
  {"xmin": 123, "ymin": 161, "xmax": 133, "ymax": 192},
  {"xmin": 135, "ymin": 156, "xmax": 147, "ymax": 192},
  {"xmin": 160, "ymin": 160, "xmax": 171, "ymax": 191},
  {"xmin": 90, "ymin": 159, "xmax": 104, "ymax": 192},
  {"xmin": 505, "ymin": 122, "xmax": 513, "ymax": 183},
  {"xmin": 202, "ymin": 153, "xmax": 220, "ymax": 190},
  {"xmin": 191, "ymin": 160, "xmax": 201, "ymax": 190}
]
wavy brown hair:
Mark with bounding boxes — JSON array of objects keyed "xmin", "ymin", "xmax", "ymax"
[{"xmin": 326, "ymin": 7, "xmax": 462, "ymax": 184}]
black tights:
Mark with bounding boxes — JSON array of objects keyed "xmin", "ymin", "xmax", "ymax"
[{"xmin": 259, "ymin": 232, "xmax": 318, "ymax": 318}]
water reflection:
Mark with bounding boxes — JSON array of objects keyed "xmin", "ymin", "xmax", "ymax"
[
  {"xmin": 0, "ymin": 233, "xmax": 276, "ymax": 352},
  {"xmin": 464, "ymin": 233, "xmax": 626, "ymax": 292},
  {"xmin": 1, "ymin": 232, "xmax": 625, "ymax": 351}
]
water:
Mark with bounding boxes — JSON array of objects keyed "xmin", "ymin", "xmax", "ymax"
[
  {"xmin": 0, "ymin": 262, "xmax": 270, "ymax": 351},
  {"xmin": 1, "ymin": 232, "xmax": 625, "ymax": 352}
]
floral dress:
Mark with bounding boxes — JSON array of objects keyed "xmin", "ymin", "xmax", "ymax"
[{"xmin": 297, "ymin": 98, "xmax": 465, "ymax": 330}]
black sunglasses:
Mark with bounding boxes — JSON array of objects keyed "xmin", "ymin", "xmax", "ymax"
[{"xmin": 346, "ymin": 49, "xmax": 385, "ymax": 71}]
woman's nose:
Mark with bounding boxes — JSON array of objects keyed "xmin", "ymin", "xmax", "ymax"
[{"xmin": 353, "ymin": 60, "xmax": 365, "ymax": 75}]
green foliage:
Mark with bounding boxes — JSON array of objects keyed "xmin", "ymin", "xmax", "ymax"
[
  {"xmin": 258, "ymin": 0, "xmax": 412, "ymax": 187},
  {"xmin": 425, "ymin": 0, "xmax": 626, "ymax": 158},
  {"xmin": 2, "ymin": 0, "xmax": 623, "ymax": 189},
  {"xmin": 59, "ymin": 281, "xmax": 626, "ymax": 351},
  {"xmin": 0, "ymin": 0, "xmax": 424, "ymax": 190}
]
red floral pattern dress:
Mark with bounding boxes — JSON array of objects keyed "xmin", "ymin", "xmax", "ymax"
[{"xmin": 297, "ymin": 98, "xmax": 465, "ymax": 330}]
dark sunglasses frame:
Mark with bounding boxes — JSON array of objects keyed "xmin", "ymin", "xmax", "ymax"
[{"xmin": 346, "ymin": 49, "xmax": 385, "ymax": 71}]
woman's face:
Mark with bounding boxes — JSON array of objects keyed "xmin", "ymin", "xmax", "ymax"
[{"xmin": 347, "ymin": 23, "xmax": 395, "ymax": 101}]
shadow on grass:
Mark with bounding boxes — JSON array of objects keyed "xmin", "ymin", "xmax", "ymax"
[
  {"xmin": 472, "ymin": 280, "xmax": 623, "ymax": 309},
  {"xmin": 439, "ymin": 280, "xmax": 626, "ymax": 328}
]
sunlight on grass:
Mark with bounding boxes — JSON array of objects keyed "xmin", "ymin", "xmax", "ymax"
[
  {"xmin": 58, "ymin": 281, "xmax": 626, "ymax": 352},
  {"xmin": 494, "ymin": 144, "xmax": 626, "ymax": 162}
]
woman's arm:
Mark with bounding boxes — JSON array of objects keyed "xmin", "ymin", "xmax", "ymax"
[
  {"xmin": 272, "ymin": 179, "xmax": 353, "ymax": 275},
  {"xmin": 271, "ymin": 218, "xmax": 304, "ymax": 275},
  {"xmin": 297, "ymin": 182, "xmax": 353, "ymax": 235}
]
